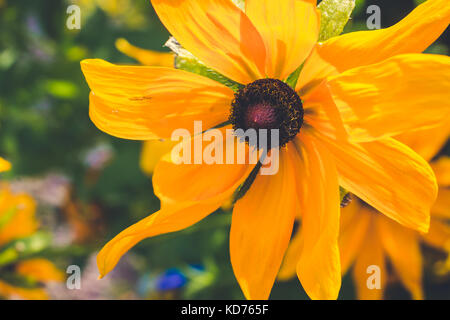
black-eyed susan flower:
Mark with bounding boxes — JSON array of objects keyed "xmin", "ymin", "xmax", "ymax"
[
  {"xmin": 81, "ymin": 0, "xmax": 450, "ymax": 299},
  {"xmin": 280, "ymin": 122, "xmax": 450, "ymax": 299}
]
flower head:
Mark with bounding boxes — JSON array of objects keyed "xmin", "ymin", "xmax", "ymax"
[{"xmin": 81, "ymin": 0, "xmax": 450, "ymax": 299}]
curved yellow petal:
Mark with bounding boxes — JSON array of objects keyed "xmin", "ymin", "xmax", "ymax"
[
  {"xmin": 153, "ymin": 126, "xmax": 255, "ymax": 206},
  {"xmin": 292, "ymin": 134, "xmax": 341, "ymax": 300},
  {"xmin": 81, "ymin": 59, "xmax": 233, "ymax": 140},
  {"xmin": 431, "ymin": 157, "xmax": 450, "ymax": 187},
  {"xmin": 377, "ymin": 215, "xmax": 424, "ymax": 300},
  {"xmin": 0, "ymin": 157, "xmax": 11, "ymax": 172},
  {"xmin": 140, "ymin": 139, "xmax": 177, "ymax": 176},
  {"xmin": 329, "ymin": 54, "xmax": 450, "ymax": 142},
  {"xmin": 278, "ymin": 224, "xmax": 302, "ymax": 281},
  {"xmin": 421, "ymin": 218, "xmax": 450, "ymax": 252},
  {"xmin": 16, "ymin": 258, "xmax": 64, "ymax": 282},
  {"xmin": 151, "ymin": 0, "xmax": 266, "ymax": 84},
  {"xmin": 352, "ymin": 224, "xmax": 386, "ymax": 300},
  {"xmin": 245, "ymin": 0, "xmax": 319, "ymax": 79},
  {"xmin": 97, "ymin": 200, "xmax": 222, "ymax": 278},
  {"xmin": 115, "ymin": 38, "xmax": 174, "ymax": 67},
  {"xmin": 317, "ymin": 0, "xmax": 450, "ymax": 73},
  {"xmin": 339, "ymin": 203, "xmax": 371, "ymax": 275},
  {"xmin": 318, "ymin": 135, "xmax": 437, "ymax": 233},
  {"xmin": 230, "ymin": 147, "xmax": 297, "ymax": 300}
]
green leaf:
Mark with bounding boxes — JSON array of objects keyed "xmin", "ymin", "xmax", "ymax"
[
  {"xmin": 318, "ymin": 0, "xmax": 356, "ymax": 42},
  {"xmin": 0, "ymin": 232, "xmax": 52, "ymax": 267},
  {"xmin": 0, "ymin": 207, "xmax": 16, "ymax": 231},
  {"xmin": 166, "ymin": 37, "xmax": 243, "ymax": 92}
]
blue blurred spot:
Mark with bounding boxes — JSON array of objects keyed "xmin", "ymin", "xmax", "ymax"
[{"xmin": 155, "ymin": 268, "xmax": 187, "ymax": 291}]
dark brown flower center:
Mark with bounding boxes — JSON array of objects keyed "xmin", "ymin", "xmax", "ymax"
[{"xmin": 229, "ymin": 79, "xmax": 303, "ymax": 149}]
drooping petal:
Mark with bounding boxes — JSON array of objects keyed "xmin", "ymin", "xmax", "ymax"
[
  {"xmin": 318, "ymin": 135, "xmax": 437, "ymax": 233},
  {"xmin": 81, "ymin": 59, "xmax": 233, "ymax": 140},
  {"xmin": 291, "ymin": 134, "xmax": 341, "ymax": 300},
  {"xmin": 316, "ymin": 0, "xmax": 450, "ymax": 73},
  {"xmin": 352, "ymin": 224, "xmax": 386, "ymax": 300},
  {"xmin": 377, "ymin": 215, "xmax": 424, "ymax": 300},
  {"xmin": 140, "ymin": 140, "xmax": 178, "ymax": 176},
  {"xmin": 151, "ymin": 0, "xmax": 266, "ymax": 84},
  {"xmin": 97, "ymin": 200, "xmax": 222, "ymax": 278},
  {"xmin": 245, "ymin": 0, "xmax": 319, "ymax": 79},
  {"xmin": 431, "ymin": 157, "xmax": 450, "ymax": 187},
  {"xmin": 278, "ymin": 224, "xmax": 303, "ymax": 281},
  {"xmin": 339, "ymin": 203, "xmax": 371, "ymax": 274},
  {"xmin": 396, "ymin": 124, "xmax": 450, "ymax": 162},
  {"xmin": 230, "ymin": 147, "xmax": 297, "ymax": 299},
  {"xmin": 328, "ymin": 54, "xmax": 450, "ymax": 142},
  {"xmin": 153, "ymin": 127, "xmax": 256, "ymax": 206},
  {"xmin": 115, "ymin": 38, "xmax": 174, "ymax": 67},
  {"xmin": 421, "ymin": 218, "xmax": 450, "ymax": 252}
]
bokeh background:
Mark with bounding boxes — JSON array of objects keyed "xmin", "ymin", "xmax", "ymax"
[{"xmin": 0, "ymin": 0, "xmax": 448, "ymax": 299}]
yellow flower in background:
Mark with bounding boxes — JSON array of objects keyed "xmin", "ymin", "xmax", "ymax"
[
  {"xmin": 280, "ymin": 123, "xmax": 450, "ymax": 299},
  {"xmin": 0, "ymin": 165, "xmax": 63, "ymax": 300},
  {"xmin": 81, "ymin": 0, "xmax": 450, "ymax": 299},
  {"xmin": 0, "ymin": 158, "xmax": 11, "ymax": 173}
]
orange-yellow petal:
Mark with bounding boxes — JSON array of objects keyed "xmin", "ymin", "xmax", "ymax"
[
  {"xmin": 318, "ymin": 136, "xmax": 437, "ymax": 233},
  {"xmin": 230, "ymin": 147, "xmax": 297, "ymax": 299},
  {"xmin": 115, "ymin": 38, "xmax": 174, "ymax": 67},
  {"xmin": 278, "ymin": 224, "xmax": 303, "ymax": 281},
  {"xmin": 421, "ymin": 218, "xmax": 450, "ymax": 252},
  {"xmin": 431, "ymin": 157, "xmax": 450, "ymax": 187},
  {"xmin": 316, "ymin": 0, "xmax": 450, "ymax": 73},
  {"xmin": 339, "ymin": 203, "xmax": 371, "ymax": 275},
  {"xmin": 97, "ymin": 200, "xmax": 222, "ymax": 278},
  {"xmin": 153, "ymin": 127, "xmax": 255, "ymax": 206},
  {"xmin": 140, "ymin": 139, "xmax": 177, "ymax": 176},
  {"xmin": 81, "ymin": 59, "xmax": 233, "ymax": 140},
  {"xmin": 352, "ymin": 223, "xmax": 386, "ymax": 300},
  {"xmin": 431, "ymin": 188, "xmax": 450, "ymax": 219},
  {"xmin": 0, "ymin": 280, "xmax": 49, "ymax": 300},
  {"xmin": 328, "ymin": 54, "xmax": 450, "ymax": 142},
  {"xmin": 16, "ymin": 258, "xmax": 64, "ymax": 282},
  {"xmin": 151, "ymin": 0, "xmax": 266, "ymax": 84},
  {"xmin": 0, "ymin": 157, "xmax": 11, "ymax": 172},
  {"xmin": 377, "ymin": 215, "xmax": 424, "ymax": 300},
  {"xmin": 291, "ymin": 134, "xmax": 341, "ymax": 300},
  {"xmin": 245, "ymin": 0, "xmax": 319, "ymax": 79}
]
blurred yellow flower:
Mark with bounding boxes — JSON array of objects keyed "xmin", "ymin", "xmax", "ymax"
[{"xmin": 0, "ymin": 158, "xmax": 11, "ymax": 173}]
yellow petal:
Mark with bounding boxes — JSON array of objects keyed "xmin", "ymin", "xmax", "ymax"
[
  {"xmin": 339, "ymin": 203, "xmax": 371, "ymax": 274},
  {"xmin": 16, "ymin": 258, "xmax": 64, "ymax": 282},
  {"xmin": 431, "ymin": 157, "xmax": 450, "ymax": 187},
  {"xmin": 317, "ymin": 0, "xmax": 450, "ymax": 73},
  {"xmin": 318, "ymin": 135, "xmax": 437, "ymax": 233},
  {"xmin": 98, "ymin": 200, "xmax": 222, "ymax": 278},
  {"xmin": 0, "ymin": 157, "xmax": 11, "ymax": 172},
  {"xmin": 329, "ymin": 54, "xmax": 450, "ymax": 142},
  {"xmin": 153, "ymin": 126, "xmax": 255, "ymax": 206},
  {"xmin": 0, "ymin": 280, "xmax": 49, "ymax": 300},
  {"xmin": 292, "ymin": 134, "xmax": 341, "ymax": 300},
  {"xmin": 0, "ymin": 189, "xmax": 38, "ymax": 246},
  {"xmin": 377, "ymin": 215, "xmax": 424, "ymax": 300},
  {"xmin": 151, "ymin": 0, "xmax": 266, "ymax": 84},
  {"xmin": 230, "ymin": 147, "xmax": 297, "ymax": 299},
  {"xmin": 431, "ymin": 188, "xmax": 450, "ymax": 219},
  {"xmin": 245, "ymin": 0, "xmax": 319, "ymax": 79},
  {"xmin": 140, "ymin": 139, "xmax": 177, "ymax": 176},
  {"xmin": 395, "ymin": 124, "xmax": 450, "ymax": 162},
  {"xmin": 421, "ymin": 217, "xmax": 450, "ymax": 252},
  {"xmin": 81, "ymin": 59, "xmax": 233, "ymax": 140},
  {"xmin": 115, "ymin": 38, "xmax": 174, "ymax": 67},
  {"xmin": 278, "ymin": 224, "xmax": 303, "ymax": 281},
  {"xmin": 352, "ymin": 223, "xmax": 386, "ymax": 300}
]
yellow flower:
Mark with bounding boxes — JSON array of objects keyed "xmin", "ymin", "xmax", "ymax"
[
  {"xmin": 0, "ymin": 185, "xmax": 63, "ymax": 300},
  {"xmin": 0, "ymin": 157, "xmax": 11, "ymax": 173},
  {"xmin": 280, "ymin": 122, "xmax": 450, "ymax": 299},
  {"xmin": 81, "ymin": 0, "xmax": 450, "ymax": 299}
]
